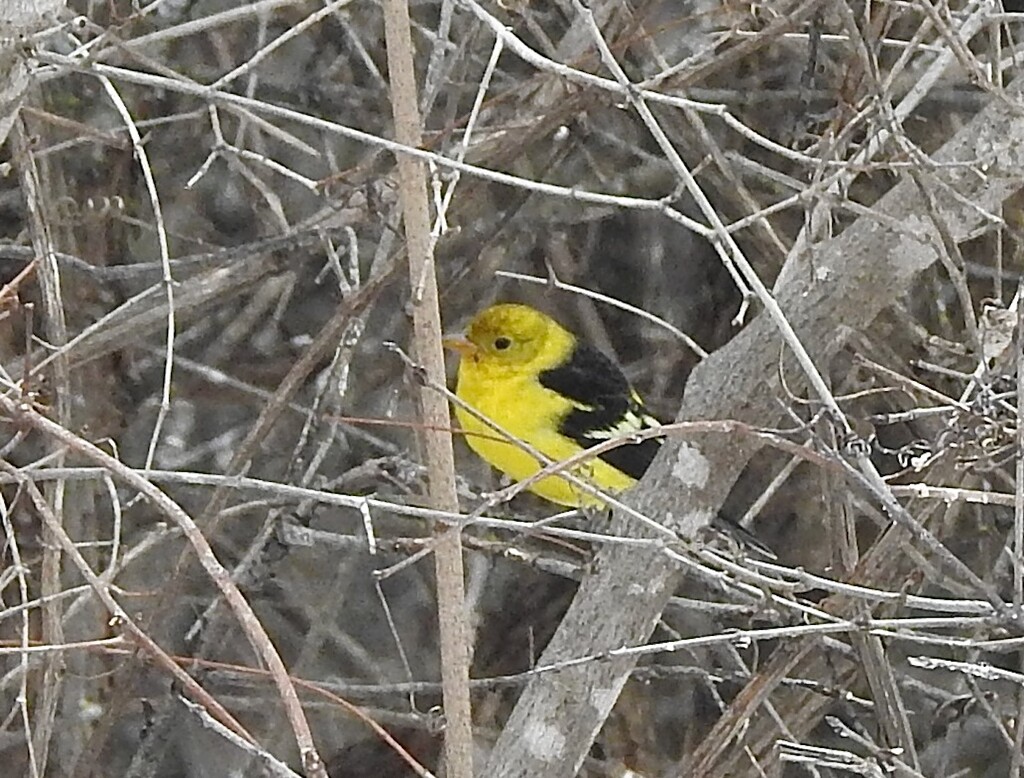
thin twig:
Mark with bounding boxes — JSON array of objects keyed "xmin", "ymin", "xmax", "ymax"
[{"xmin": 0, "ymin": 397, "xmax": 328, "ymax": 778}]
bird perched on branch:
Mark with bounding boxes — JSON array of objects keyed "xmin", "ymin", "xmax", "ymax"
[{"xmin": 443, "ymin": 302, "xmax": 662, "ymax": 507}]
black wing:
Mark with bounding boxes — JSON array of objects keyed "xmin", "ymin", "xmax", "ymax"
[{"xmin": 538, "ymin": 343, "xmax": 662, "ymax": 479}]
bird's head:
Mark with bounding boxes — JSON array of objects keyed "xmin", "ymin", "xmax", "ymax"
[{"xmin": 443, "ymin": 303, "xmax": 572, "ymax": 371}]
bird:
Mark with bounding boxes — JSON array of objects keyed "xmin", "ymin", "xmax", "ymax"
[{"xmin": 443, "ymin": 302, "xmax": 662, "ymax": 507}]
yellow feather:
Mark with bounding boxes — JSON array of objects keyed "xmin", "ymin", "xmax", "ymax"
[{"xmin": 445, "ymin": 303, "xmax": 637, "ymax": 507}]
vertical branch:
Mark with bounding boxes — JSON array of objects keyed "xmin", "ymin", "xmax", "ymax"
[
  {"xmin": 1007, "ymin": 280, "xmax": 1024, "ymax": 773},
  {"xmin": 380, "ymin": 2, "xmax": 473, "ymax": 777},
  {"xmin": 1015, "ymin": 276, "xmax": 1024, "ymax": 609},
  {"xmin": 13, "ymin": 117, "xmax": 67, "ymax": 778},
  {"xmin": 1013, "ymin": 277, "xmax": 1024, "ymax": 778}
]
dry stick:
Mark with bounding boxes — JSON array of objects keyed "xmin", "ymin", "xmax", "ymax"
[
  {"xmin": 1014, "ymin": 277, "xmax": 1024, "ymax": 778},
  {"xmin": 0, "ymin": 461, "xmax": 255, "ymax": 746},
  {"xmin": 30, "ymin": 51, "xmax": 711, "ymax": 236},
  {"xmin": 0, "ymin": 465, "xmax": 39, "ymax": 776},
  {"xmin": 142, "ymin": 649, "xmax": 436, "ymax": 778},
  {"xmin": 380, "ymin": 2, "xmax": 473, "ymax": 776},
  {"xmin": 177, "ymin": 697, "xmax": 302, "ymax": 778},
  {"xmin": 27, "ymin": 249, "xmax": 283, "ymax": 376},
  {"xmin": 13, "ymin": 116, "xmax": 69, "ymax": 778},
  {"xmin": 1016, "ymin": 278, "xmax": 1024, "ymax": 610},
  {"xmin": 1, "ymin": 466, "xmax": 1007, "ymax": 620},
  {"xmin": 0, "ymin": 395, "xmax": 328, "ymax": 778},
  {"xmin": 198, "ymin": 264, "xmax": 396, "ymax": 537},
  {"xmin": 681, "ymin": 104, "xmax": 1024, "ymax": 778},
  {"xmin": 12, "ymin": 246, "xmax": 376, "ymax": 778},
  {"xmin": 95, "ymin": 71, "xmax": 176, "ymax": 474},
  {"xmin": 51, "ymin": 262, "xmax": 390, "ymax": 778},
  {"xmin": 483, "ymin": 48, "xmax": 1024, "ymax": 778}
]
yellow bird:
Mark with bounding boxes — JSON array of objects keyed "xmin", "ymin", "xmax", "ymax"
[{"xmin": 443, "ymin": 303, "xmax": 661, "ymax": 507}]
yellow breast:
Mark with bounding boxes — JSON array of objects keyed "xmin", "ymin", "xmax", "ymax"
[{"xmin": 453, "ymin": 357, "xmax": 634, "ymax": 507}]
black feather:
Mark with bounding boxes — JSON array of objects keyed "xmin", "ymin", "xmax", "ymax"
[{"xmin": 538, "ymin": 343, "xmax": 661, "ymax": 479}]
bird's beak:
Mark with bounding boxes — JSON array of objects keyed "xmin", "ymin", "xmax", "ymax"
[{"xmin": 442, "ymin": 334, "xmax": 478, "ymax": 358}]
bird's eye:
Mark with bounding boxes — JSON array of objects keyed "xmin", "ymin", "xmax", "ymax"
[{"xmin": 493, "ymin": 336, "xmax": 512, "ymax": 351}]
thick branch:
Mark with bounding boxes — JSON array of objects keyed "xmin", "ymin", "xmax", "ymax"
[{"xmin": 484, "ymin": 82, "xmax": 1024, "ymax": 778}]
